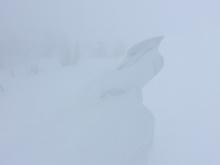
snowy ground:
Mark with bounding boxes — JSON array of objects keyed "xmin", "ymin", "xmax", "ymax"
[
  {"xmin": 0, "ymin": 38, "xmax": 164, "ymax": 165},
  {"xmin": 0, "ymin": 0, "xmax": 220, "ymax": 164}
]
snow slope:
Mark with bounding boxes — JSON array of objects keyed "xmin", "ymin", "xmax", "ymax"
[{"xmin": 0, "ymin": 37, "xmax": 163, "ymax": 165}]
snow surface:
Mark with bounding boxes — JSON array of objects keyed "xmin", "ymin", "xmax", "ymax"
[{"xmin": 0, "ymin": 37, "xmax": 163, "ymax": 165}]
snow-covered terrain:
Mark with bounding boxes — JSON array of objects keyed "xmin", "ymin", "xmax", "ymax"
[
  {"xmin": 0, "ymin": 37, "xmax": 163, "ymax": 165},
  {"xmin": 1, "ymin": 0, "xmax": 220, "ymax": 164}
]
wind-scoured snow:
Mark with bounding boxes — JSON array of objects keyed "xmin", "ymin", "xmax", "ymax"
[{"xmin": 0, "ymin": 37, "xmax": 163, "ymax": 165}]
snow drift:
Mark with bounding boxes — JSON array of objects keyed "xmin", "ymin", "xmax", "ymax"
[{"xmin": 0, "ymin": 37, "xmax": 163, "ymax": 165}]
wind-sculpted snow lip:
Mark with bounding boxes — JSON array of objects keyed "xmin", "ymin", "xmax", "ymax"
[
  {"xmin": 118, "ymin": 36, "xmax": 163, "ymax": 70},
  {"xmin": 0, "ymin": 37, "xmax": 163, "ymax": 165}
]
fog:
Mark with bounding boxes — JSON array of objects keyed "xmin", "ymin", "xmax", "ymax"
[{"xmin": 0, "ymin": 0, "xmax": 220, "ymax": 164}]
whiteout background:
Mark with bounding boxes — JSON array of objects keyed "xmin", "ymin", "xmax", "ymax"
[{"xmin": 0, "ymin": 0, "xmax": 220, "ymax": 164}]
